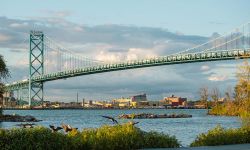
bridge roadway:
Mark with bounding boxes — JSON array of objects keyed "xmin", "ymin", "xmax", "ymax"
[{"xmin": 5, "ymin": 48, "xmax": 250, "ymax": 91}]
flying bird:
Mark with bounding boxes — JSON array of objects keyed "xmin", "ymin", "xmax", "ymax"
[
  {"xmin": 16, "ymin": 123, "xmax": 35, "ymax": 128},
  {"xmin": 102, "ymin": 115, "xmax": 118, "ymax": 124},
  {"xmin": 49, "ymin": 125, "xmax": 63, "ymax": 132},
  {"xmin": 61, "ymin": 124, "xmax": 78, "ymax": 132},
  {"xmin": 129, "ymin": 121, "xmax": 139, "ymax": 126}
]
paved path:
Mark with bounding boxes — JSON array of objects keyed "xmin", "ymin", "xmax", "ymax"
[{"xmin": 144, "ymin": 144, "xmax": 250, "ymax": 150}]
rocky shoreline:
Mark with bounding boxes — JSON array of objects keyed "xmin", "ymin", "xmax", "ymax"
[
  {"xmin": 118, "ymin": 113, "xmax": 192, "ymax": 119},
  {"xmin": 0, "ymin": 114, "xmax": 41, "ymax": 122}
]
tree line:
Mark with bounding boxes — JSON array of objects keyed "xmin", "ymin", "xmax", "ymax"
[{"xmin": 200, "ymin": 61, "xmax": 250, "ymax": 126}]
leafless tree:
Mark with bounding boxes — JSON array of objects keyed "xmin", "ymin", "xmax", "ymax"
[
  {"xmin": 199, "ymin": 86, "xmax": 209, "ymax": 108},
  {"xmin": 225, "ymin": 86, "xmax": 233, "ymax": 102},
  {"xmin": 211, "ymin": 87, "xmax": 220, "ymax": 105}
]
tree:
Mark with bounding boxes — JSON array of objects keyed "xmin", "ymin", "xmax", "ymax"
[
  {"xmin": 235, "ymin": 61, "xmax": 250, "ymax": 102},
  {"xmin": 0, "ymin": 55, "xmax": 10, "ymax": 81},
  {"xmin": 210, "ymin": 87, "xmax": 220, "ymax": 106},
  {"xmin": 199, "ymin": 86, "xmax": 209, "ymax": 109},
  {"xmin": 0, "ymin": 55, "xmax": 10, "ymax": 114},
  {"xmin": 0, "ymin": 55, "xmax": 9, "ymax": 95},
  {"xmin": 235, "ymin": 61, "xmax": 250, "ymax": 127},
  {"xmin": 225, "ymin": 86, "xmax": 233, "ymax": 102}
]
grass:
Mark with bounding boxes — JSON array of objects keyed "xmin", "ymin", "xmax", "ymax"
[
  {"xmin": 0, "ymin": 127, "xmax": 76, "ymax": 150},
  {"xmin": 190, "ymin": 125, "xmax": 250, "ymax": 147},
  {"xmin": 0, "ymin": 123, "xmax": 180, "ymax": 150}
]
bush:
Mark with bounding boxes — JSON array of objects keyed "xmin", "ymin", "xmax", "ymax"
[
  {"xmin": 73, "ymin": 123, "xmax": 144, "ymax": 150},
  {"xmin": 190, "ymin": 125, "xmax": 250, "ymax": 147},
  {"xmin": 143, "ymin": 131, "xmax": 180, "ymax": 148},
  {"xmin": 70, "ymin": 123, "xmax": 180, "ymax": 150},
  {"xmin": 0, "ymin": 127, "xmax": 77, "ymax": 150},
  {"xmin": 0, "ymin": 123, "xmax": 180, "ymax": 150}
]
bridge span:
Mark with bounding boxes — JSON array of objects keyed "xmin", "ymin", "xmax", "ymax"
[{"xmin": 4, "ymin": 21, "xmax": 250, "ymax": 105}]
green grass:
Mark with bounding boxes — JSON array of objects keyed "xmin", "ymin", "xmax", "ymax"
[
  {"xmin": 190, "ymin": 125, "xmax": 250, "ymax": 147},
  {"xmin": 0, "ymin": 123, "xmax": 180, "ymax": 150}
]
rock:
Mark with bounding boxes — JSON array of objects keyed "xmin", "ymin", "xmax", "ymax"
[
  {"xmin": 0, "ymin": 114, "xmax": 42, "ymax": 122},
  {"xmin": 118, "ymin": 113, "xmax": 192, "ymax": 119}
]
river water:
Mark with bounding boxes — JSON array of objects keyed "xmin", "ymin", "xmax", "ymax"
[{"xmin": 0, "ymin": 109, "xmax": 241, "ymax": 146}]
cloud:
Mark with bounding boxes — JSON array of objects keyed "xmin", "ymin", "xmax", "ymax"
[
  {"xmin": 9, "ymin": 49, "xmax": 26, "ymax": 53},
  {"xmin": 9, "ymin": 22, "xmax": 28, "ymax": 28},
  {"xmin": 208, "ymin": 75, "xmax": 228, "ymax": 81},
  {"xmin": 40, "ymin": 10, "xmax": 72, "ymax": 18},
  {"xmin": 200, "ymin": 65, "xmax": 210, "ymax": 71},
  {"xmin": 209, "ymin": 21, "xmax": 225, "ymax": 25},
  {"xmin": 0, "ymin": 33, "xmax": 11, "ymax": 42}
]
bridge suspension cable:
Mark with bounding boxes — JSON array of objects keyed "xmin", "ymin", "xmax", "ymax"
[
  {"xmin": 174, "ymin": 21, "xmax": 250, "ymax": 55},
  {"xmin": 42, "ymin": 35, "xmax": 105, "ymax": 74}
]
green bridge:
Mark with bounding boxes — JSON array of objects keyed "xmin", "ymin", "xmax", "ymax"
[
  {"xmin": 4, "ymin": 23, "xmax": 250, "ymax": 105},
  {"xmin": 6, "ymin": 48, "xmax": 250, "ymax": 91}
]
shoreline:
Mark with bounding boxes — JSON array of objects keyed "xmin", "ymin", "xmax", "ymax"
[
  {"xmin": 2, "ymin": 107, "xmax": 208, "ymax": 110},
  {"xmin": 144, "ymin": 144, "xmax": 250, "ymax": 150}
]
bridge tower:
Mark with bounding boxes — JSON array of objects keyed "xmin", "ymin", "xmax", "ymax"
[{"xmin": 28, "ymin": 31, "xmax": 44, "ymax": 106}]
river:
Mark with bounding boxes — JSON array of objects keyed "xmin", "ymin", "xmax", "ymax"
[{"xmin": 0, "ymin": 109, "xmax": 241, "ymax": 146}]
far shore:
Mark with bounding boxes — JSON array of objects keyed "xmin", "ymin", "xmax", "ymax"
[{"xmin": 2, "ymin": 107, "xmax": 208, "ymax": 110}]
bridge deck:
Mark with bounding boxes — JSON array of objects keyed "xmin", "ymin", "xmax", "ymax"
[{"xmin": 5, "ymin": 49, "xmax": 250, "ymax": 91}]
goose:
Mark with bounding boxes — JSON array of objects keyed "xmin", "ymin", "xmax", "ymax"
[
  {"xmin": 49, "ymin": 125, "xmax": 63, "ymax": 132},
  {"xmin": 101, "ymin": 115, "xmax": 118, "ymax": 124},
  {"xmin": 61, "ymin": 124, "xmax": 78, "ymax": 132},
  {"xmin": 16, "ymin": 123, "xmax": 35, "ymax": 128}
]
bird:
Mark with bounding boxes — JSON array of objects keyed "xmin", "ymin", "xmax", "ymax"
[
  {"xmin": 16, "ymin": 123, "xmax": 35, "ymax": 128},
  {"xmin": 49, "ymin": 125, "xmax": 63, "ymax": 132},
  {"xmin": 61, "ymin": 124, "xmax": 78, "ymax": 132},
  {"xmin": 101, "ymin": 115, "xmax": 118, "ymax": 124},
  {"xmin": 129, "ymin": 121, "xmax": 139, "ymax": 126}
]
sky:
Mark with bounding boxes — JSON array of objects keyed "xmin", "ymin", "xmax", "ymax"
[{"xmin": 0, "ymin": 0, "xmax": 250, "ymax": 102}]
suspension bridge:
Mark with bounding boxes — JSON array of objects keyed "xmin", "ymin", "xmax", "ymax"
[{"xmin": 5, "ymin": 22, "xmax": 250, "ymax": 106}]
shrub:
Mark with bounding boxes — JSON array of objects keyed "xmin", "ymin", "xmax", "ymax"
[
  {"xmin": 190, "ymin": 125, "xmax": 250, "ymax": 147},
  {"xmin": 71, "ymin": 123, "xmax": 180, "ymax": 149},
  {"xmin": 0, "ymin": 127, "xmax": 76, "ymax": 150},
  {"xmin": 0, "ymin": 124, "xmax": 180, "ymax": 150},
  {"xmin": 143, "ymin": 131, "xmax": 180, "ymax": 148},
  {"xmin": 74, "ymin": 123, "xmax": 144, "ymax": 150}
]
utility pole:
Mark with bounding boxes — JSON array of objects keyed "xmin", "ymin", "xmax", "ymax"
[
  {"xmin": 82, "ymin": 98, "xmax": 85, "ymax": 108},
  {"xmin": 76, "ymin": 92, "xmax": 79, "ymax": 103}
]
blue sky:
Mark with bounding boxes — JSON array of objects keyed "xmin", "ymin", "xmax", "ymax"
[
  {"xmin": 1, "ymin": 0, "xmax": 250, "ymax": 36},
  {"xmin": 0, "ymin": 0, "xmax": 249, "ymax": 101}
]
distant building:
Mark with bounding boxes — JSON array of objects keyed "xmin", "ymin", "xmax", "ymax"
[
  {"xmin": 0, "ymin": 91, "xmax": 16, "ymax": 108},
  {"xmin": 112, "ymin": 98, "xmax": 131, "ymax": 108},
  {"xmin": 161, "ymin": 95, "xmax": 187, "ymax": 107},
  {"xmin": 218, "ymin": 97, "xmax": 226, "ymax": 103},
  {"xmin": 131, "ymin": 93, "xmax": 147, "ymax": 102},
  {"xmin": 112, "ymin": 93, "xmax": 148, "ymax": 108}
]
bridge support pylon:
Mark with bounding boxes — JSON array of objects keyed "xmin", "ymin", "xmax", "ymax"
[{"xmin": 28, "ymin": 31, "xmax": 44, "ymax": 107}]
